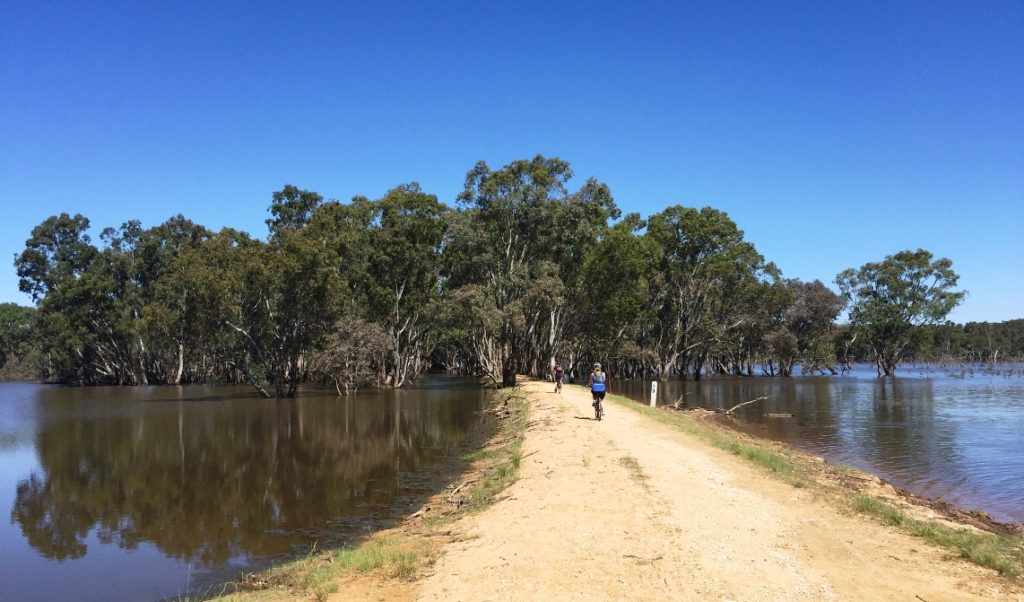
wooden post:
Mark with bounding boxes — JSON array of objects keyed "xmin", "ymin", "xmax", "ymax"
[{"xmin": 650, "ymin": 381, "xmax": 658, "ymax": 407}]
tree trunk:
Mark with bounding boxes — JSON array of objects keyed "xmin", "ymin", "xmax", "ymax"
[
  {"xmin": 137, "ymin": 337, "xmax": 149, "ymax": 386},
  {"xmin": 501, "ymin": 354, "xmax": 517, "ymax": 388},
  {"xmin": 173, "ymin": 342, "xmax": 184, "ymax": 385},
  {"xmin": 232, "ymin": 361, "xmax": 272, "ymax": 398},
  {"xmin": 287, "ymin": 359, "xmax": 299, "ymax": 398}
]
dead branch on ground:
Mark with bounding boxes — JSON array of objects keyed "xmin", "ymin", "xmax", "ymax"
[{"xmin": 724, "ymin": 396, "xmax": 768, "ymax": 415}]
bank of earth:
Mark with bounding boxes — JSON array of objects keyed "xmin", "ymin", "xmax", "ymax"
[{"xmin": 229, "ymin": 378, "xmax": 1024, "ymax": 601}]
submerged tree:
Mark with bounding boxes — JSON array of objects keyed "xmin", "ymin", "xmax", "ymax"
[
  {"xmin": 836, "ymin": 249, "xmax": 965, "ymax": 376},
  {"xmin": 775, "ymin": 279, "xmax": 845, "ymax": 375},
  {"xmin": 643, "ymin": 206, "xmax": 777, "ymax": 380},
  {"xmin": 307, "ymin": 317, "xmax": 393, "ymax": 395},
  {"xmin": 363, "ymin": 184, "xmax": 448, "ymax": 387}
]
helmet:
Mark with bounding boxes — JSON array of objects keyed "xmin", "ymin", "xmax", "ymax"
[{"xmin": 594, "ymin": 362, "xmax": 601, "ymax": 369}]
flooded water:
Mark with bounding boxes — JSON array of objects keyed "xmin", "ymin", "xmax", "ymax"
[
  {"xmin": 0, "ymin": 376, "xmax": 490, "ymax": 602},
  {"xmin": 610, "ymin": 364, "xmax": 1024, "ymax": 525}
]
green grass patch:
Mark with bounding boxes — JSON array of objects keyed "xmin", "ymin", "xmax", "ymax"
[
  {"xmin": 460, "ymin": 389, "xmax": 529, "ymax": 512},
  {"xmin": 852, "ymin": 495, "xmax": 1024, "ymax": 577},
  {"xmin": 461, "ymin": 447, "xmax": 500, "ymax": 462}
]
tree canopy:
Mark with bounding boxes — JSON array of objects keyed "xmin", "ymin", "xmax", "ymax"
[
  {"xmin": 6, "ymin": 157, "xmax": 988, "ymax": 392},
  {"xmin": 836, "ymin": 248, "xmax": 966, "ymax": 375}
]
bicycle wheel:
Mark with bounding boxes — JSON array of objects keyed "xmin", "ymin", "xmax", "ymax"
[{"xmin": 595, "ymin": 400, "xmax": 602, "ymax": 421}]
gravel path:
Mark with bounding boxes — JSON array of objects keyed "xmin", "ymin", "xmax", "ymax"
[{"xmin": 412, "ymin": 380, "xmax": 1019, "ymax": 601}]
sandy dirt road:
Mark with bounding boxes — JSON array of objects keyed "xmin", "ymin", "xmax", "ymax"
[{"xmin": 412, "ymin": 379, "xmax": 1020, "ymax": 601}]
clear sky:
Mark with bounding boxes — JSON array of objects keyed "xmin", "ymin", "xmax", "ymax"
[{"xmin": 2, "ymin": 1, "xmax": 1021, "ymax": 322}]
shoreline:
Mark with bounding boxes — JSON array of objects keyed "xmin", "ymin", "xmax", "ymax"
[
  {"xmin": 220, "ymin": 387, "xmax": 532, "ymax": 601},
  {"xmin": 222, "ymin": 378, "xmax": 1022, "ymax": 601},
  {"xmin": 607, "ymin": 373, "xmax": 1024, "ymax": 530},
  {"xmin": 663, "ymin": 403, "xmax": 1024, "ymax": 537}
]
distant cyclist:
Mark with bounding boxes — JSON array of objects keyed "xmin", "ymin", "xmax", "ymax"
[
  {"xmin": 588, "ymin": 362, "xmax": 607, "ymax": 420},
  {"xmin": 553, "ymin": 362, "xmax": 564, "ymax": 393}
]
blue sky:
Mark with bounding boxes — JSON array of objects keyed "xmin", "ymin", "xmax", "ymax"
[{"xmin": 2, "ymin": 1, "xmax": 1021, "ymax": 322}]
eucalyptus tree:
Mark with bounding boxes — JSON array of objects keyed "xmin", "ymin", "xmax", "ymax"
[
  {"xmin": 836, "ymin": 248, "xmax": 964, "ymax": 376},
  {"xmin": 362, "ymin": 184, "xmax": 448, "ymax": 387},
  {"xmin": 241, "ymin": 230, "xmax": 342, "ymax": 398},
  {"xmin": 211, "ymin": 186, "xmax": 347, "ymax": 397},
  {"xmin": 446, "ymin": 155, "xmax": 617, "ymax": 387},
  {"xmin": 15, "ymin": 214, "xmax": 103, "ymax": 382},
  {"xmin": 134, "ymin": 216, "xmax": 213, "ymax": 383},
  {"xmin": 0, "ymin": 303, "xmax": 36, "ymax": 374},
  {"xmin": 307, "ymin": 317, "xmax": 393, "ymax": 395},
  {"xmin": 77, "ymin": 217, "xmax": 216, "ymax": 385},
  {"xmin": 15, "ymin": 213, "xmax": 98, "ymax": 303},
  {"xmin": 531, "ymin": 177, "xmax": 618, "ymax": 375},
  {"xmin": 89, "ymin": 220, "xmax": 153, "ymax": 384},
  {"xmin": 775, "ymin": 279, "xmax": 845, "ymax": 375},
  {"xmin": 643, "ymin": 206, "xmax": 776, "ymax": 380},
  {"xmin": 720, "ymin": 278, "xmax": 791, "ymax": 376},
  {"xmin": 266, "ymin": 184, "xmax": 324, "ymax": 234},
  {"xmin": 576, "ymin": 213, "xmax": 659, "ymax": 376}
]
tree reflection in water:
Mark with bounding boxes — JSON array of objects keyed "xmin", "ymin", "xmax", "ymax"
[{"xmin": 11, "ymin": 385, "xmax": 485, "ymax": 565}]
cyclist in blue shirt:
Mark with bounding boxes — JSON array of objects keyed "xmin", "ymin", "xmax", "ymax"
[{"xmin": 588, "ymin": 362, "xmax": 607, "ymax": 420}]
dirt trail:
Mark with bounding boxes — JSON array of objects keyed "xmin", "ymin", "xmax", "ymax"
[{"xmin": 411, "ymin": 380, "xmax": 1020, "ymax": 601}]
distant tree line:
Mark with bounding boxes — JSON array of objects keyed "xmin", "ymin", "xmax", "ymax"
[{"xmin": 3, "ymin": 155, "xmax": 996, "ymax": 394}]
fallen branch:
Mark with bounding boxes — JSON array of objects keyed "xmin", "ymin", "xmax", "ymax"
[
  {"xmin": 448, "ymin": 479, "xmax": 477, "ymax": 499},
  {"xmin": 725, "ymin": 396, "xmax": 768, "ymax": 415},
  {"xmin": 408, "ymin": 505, "xmax": 431, "ymax": 520}
]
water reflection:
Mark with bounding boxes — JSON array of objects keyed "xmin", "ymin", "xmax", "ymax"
[
  {"xmin": 611, "ymin": 367, "xmax": 1024, "ymax": 524},
  {"xmin": 7, "ymin": 379, "xmax": 487, "ymax": 567}
]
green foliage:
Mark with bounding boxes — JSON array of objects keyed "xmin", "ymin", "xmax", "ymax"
[
  {"xmin": 642, "ymin": 205, "xmax": 779, "ymax": 379},
  {"xmin": 578, "ymin": 214, "xmax": 659, "ymax": 345},
  {"xmin": 10, "ymin": 158, "xmax": 997, "ymax": 391},
  {"xmin": 446, "ymin": 155, "xmax": 619, "ymax": 386},
  {"xmin": 775, "ymin": 279, "xmax": 844, "ymax": 375},
  {"xmin": 837, "ymin": 249, "xmax": 965, "ymax": 375},
  {"xmin": 852, "ymin": 496, "xmax": 1023, "ymax": 576},
  {"xmin": 266, "ymin": 184, "xmax": 323, "ymax": 235},
  {"xmin": 0, "ymin": 303, "xmax": 37, "ymax": 376}
]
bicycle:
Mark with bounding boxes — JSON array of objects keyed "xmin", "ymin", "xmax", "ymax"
[{"xmin": 593, "ymin": 396, "xmax": 604, "ymax": 421}]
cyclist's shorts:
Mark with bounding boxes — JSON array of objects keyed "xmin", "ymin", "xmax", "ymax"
[{"xmin": 591, "ymin": 390, "xmax": 606, "ymax": 400}]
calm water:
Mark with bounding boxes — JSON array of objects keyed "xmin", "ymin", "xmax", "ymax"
[
  {"xmin": 0, "ymin": 376, "xmax": 490, "ymax": 602},
  {"xmin": 610, "ymin": 364, "xmax": 1024, "ymax": 524}
]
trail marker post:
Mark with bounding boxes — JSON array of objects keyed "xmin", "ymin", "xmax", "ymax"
[{"xmin": 650, "ymin": 381, "xmax": 658, "ymax": 407}]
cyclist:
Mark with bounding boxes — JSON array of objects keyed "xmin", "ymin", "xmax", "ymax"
[
  {"xmin": 553, "ymin": 362, "xmax": 564, "ymax": 393},
  {"xmin": 588, "ymin": 362, "xmax": 607, "ymax": 420}
]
